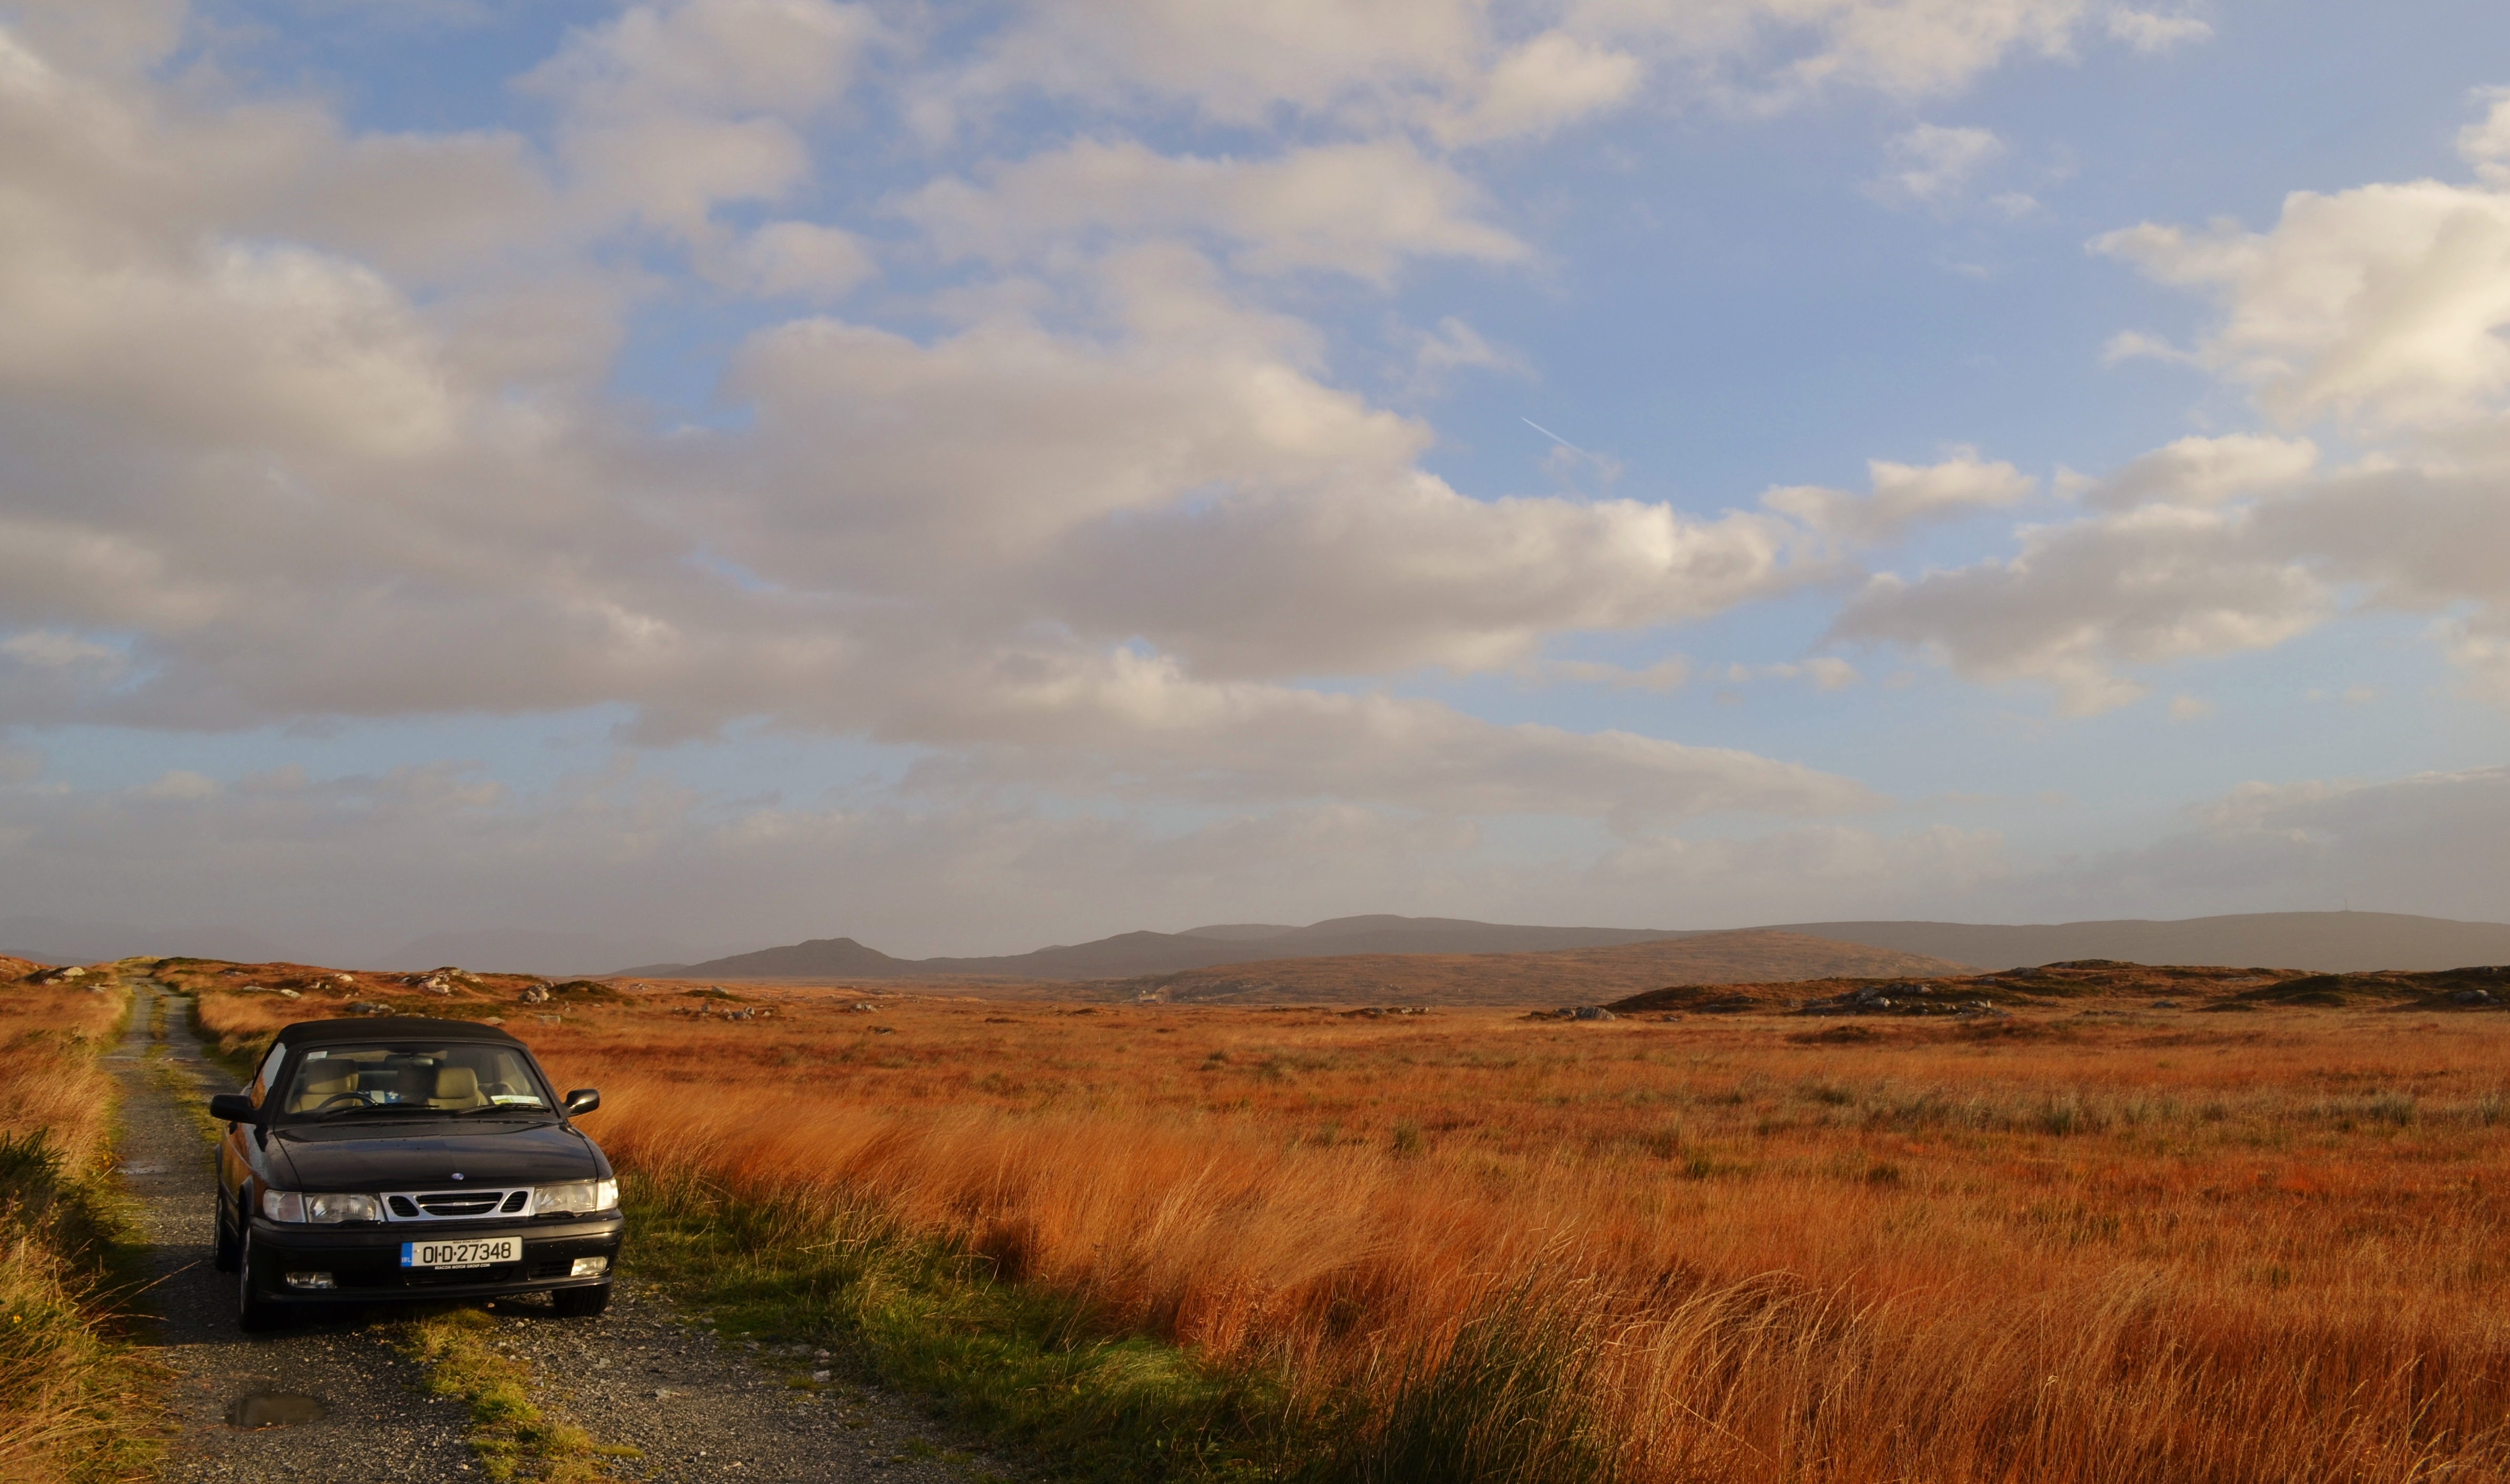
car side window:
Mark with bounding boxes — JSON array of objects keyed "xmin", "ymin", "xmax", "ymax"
[{"xmin": 252, "ymin": 1042, "xmax": 289, "ymax": 1106}]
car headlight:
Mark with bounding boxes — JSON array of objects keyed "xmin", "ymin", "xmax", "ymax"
[
  {"xmin": 261, "ymin": 1190, "xmax": 383, "ymax": 1223},
  {"xmin": 533, "ymin": 1178, "xmax": 620, "ymax": 1215}
]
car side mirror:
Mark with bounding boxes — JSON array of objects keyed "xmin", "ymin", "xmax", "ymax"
[
  {"xmin": 564, "ymin": 1088, "xmax": 600, "ymax": 1116},
  {"xmin": 208, "ymin": 1093, "xmax": 258, "ymax": 1124}
]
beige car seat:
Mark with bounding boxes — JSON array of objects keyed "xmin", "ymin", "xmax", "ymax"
[
  {"xmin": 288, "ymin": 1066, "xmax": 357, "ymax": 1113},
  {"xmin": 428, "ymin": 1066, "xmax": 487, "ymax": 1110}
]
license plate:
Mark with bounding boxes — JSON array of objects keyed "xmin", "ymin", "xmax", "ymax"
[{"xmin": 401, "ymin": 1237, "xmax": 520, "ymax": 1269}]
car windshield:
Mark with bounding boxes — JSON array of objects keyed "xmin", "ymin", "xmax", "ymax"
[{"xmin": 275, "ymin": 1043, "xmax": 552, "ymax": 1118}]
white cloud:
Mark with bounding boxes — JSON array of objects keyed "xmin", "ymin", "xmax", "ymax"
[
  {"xmin": 2093, "ymin": 173, "xmax": 2510, "ymax": 430},
  {"xmin": 2098, "ymin": 328, "xmax": 2199, "ymax": 366},
  {"xmin": 1832, "ymin": 501, "xmax": 2330, "ymax": 714},
  {"xmin": 1429, "ymin": 30, "xmax": 1644, "ymax": 144},
  {"xmin": 887, "ymin": 652, "xmax": 1880, "ymax": 821},
  {"xmin": 528, "ymin": 0, "xmax": 875, "ymax": 119},
  {"xmin": 1788, "ymin": 657, "xmax": 1861, "ymax": 691},
  {"xmin": 2083, "ymin": 434, "xmax": 2319, "ymax": 509},
  {"xmin": 1549, "ymin": 656, "xmax": 1693, "ymax": 692},
  {"xmin": 2437, "ymin": 616, "xmax": 2510, "ymax": 704},
  {"xmin": 1868, "ymin": 89, "xmax": 2510, "ymax": 712},
  {"xmin": 898, "ymin": 138, "xmax": 1529, "ymax": 283},
  {"xmin": 722, "ymin": 220, "xmax": 878, "ymax": 300},
  {"xmin": 139, "ymin": 769, "xmax": 219, "ymax": 800},
  {"xmin": 1, "ymin": 630, "xmax": 125, "ymax": 672},
  {"xmin": 1867, "ymin": 123, "xmax": 2006, "ymax": 207},
  {"xmin": 2106, "ymin": 9, "xmax": 2212, "ymax": 54},
  {"xmin": 1763, "ymin": 448, "xmax": 2035, "ymax": 545},
  {"xmin": 1407, "ymin": 315, "xmax": 1529, "ymax": 391},
  {"xmin": 1836, "ymin": 443, "xmax": 2510, "ymax": 714},
  {"xmin": 2167, "ymin": 693, "xmax": 2212, "ymax": 720},
  {"xmin": 526, "ymin": 0, "xmax": 878, "ymax": 240},
  {"xmin": 1720, "ymin": 0, "xmax": 2092, "ymax": 105},
  {"xmin": 2458, "ymin": 85, "xmax": 2510, "ymax": 188},
  {"xmin": 0, "ymin": 25, "xmax": 1877, "ymax": 826},
  {"xmin": 942, "ymin": 0, "xmax": 2159, "ymax": 142},
  {"xmin": 1037, "ymin": 478, "xmax": 1807, "ymax": 677}
]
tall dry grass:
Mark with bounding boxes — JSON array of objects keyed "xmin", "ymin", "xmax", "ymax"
[
  {"xmin": 0, "ymin": 972, "xmax": 151, "ymax": 1483},
  {"xmin": 207, "ymin": 988, "xmax": 2510, "ymax": 1480}
]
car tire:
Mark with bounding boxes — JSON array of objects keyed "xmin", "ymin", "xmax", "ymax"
[
  {"xmin": 237, "ymin": 1221, "xmax": 277, "ymax": 1333},
  {"xmin": 551, "ymin": 1283, "xmax": 612, "ymax": 1318},
  {"xmin": 212, "ymin": 1190, "xmax": 240, "ymax": 1273}
]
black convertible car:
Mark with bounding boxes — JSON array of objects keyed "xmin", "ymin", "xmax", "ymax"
[{"xmin": 209, "ymin": 1016, "xmax": 622, "ymax": 1331}]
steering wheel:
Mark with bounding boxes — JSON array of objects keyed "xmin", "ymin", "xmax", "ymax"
[{"xmin": 311, "ymin": 1091, "xmax": 371, "ymax": 1111}]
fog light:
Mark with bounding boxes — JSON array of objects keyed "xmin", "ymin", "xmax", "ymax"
[
  {"xmin": 568, "ymin": 1256, "xmax": 609, "ymax": 1279},
  {"xmin": 284, "ymin": 1272, "xmax": 335, "ymax": 1290}
]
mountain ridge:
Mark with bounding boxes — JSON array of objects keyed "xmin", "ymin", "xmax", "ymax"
[{"xmin": 614, "ymin": 910, "xmax": 2510, "ymax": 982}]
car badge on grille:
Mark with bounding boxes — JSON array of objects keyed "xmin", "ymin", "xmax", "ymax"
[{"xmin": 450, "ymin": 1173, "xmax": 465, "ymax": 1180}]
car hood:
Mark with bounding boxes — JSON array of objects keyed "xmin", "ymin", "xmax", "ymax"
[{"xmin": 271, "ymin": 1120, "xmax": 606, "ymax": 1191}]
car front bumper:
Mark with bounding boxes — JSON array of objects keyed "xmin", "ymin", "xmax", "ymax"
[{"xmin": 245, "ymin": 1211, "xmax": 624, "ymax": 1306}]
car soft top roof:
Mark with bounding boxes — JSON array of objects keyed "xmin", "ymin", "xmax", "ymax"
[{"xmin": 275, "ymin": 1016, "xmax": 526, "ymax": 1047}]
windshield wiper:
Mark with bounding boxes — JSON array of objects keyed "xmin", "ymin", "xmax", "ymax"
[
  {"xmin": 311, "ymin": 1102, "xmax": 455, "ymax": 1120},
  {"xmin": 450, "ymin": 1105, "xmax": 549, "ymax": 1117}
]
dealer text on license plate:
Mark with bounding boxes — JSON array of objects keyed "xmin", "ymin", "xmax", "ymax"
[{"xmin": 401, "ymin": 1237, "xmax": 519, "ymax": 1269}]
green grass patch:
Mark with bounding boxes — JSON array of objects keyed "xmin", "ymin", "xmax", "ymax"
[
  {"xmin": 1309, "ymin": 1284, "xmax": 1615, "ymax": 1484},
  {"xmin": 622, "ymin": 1170, "xmax": 1623, "ymax": 1484},
  {"xmin": 399, "ymin": 1308, "xmax": 634, "ymax": 1481},
  {"xmin": 621, "ymin": 1169, "xmax": 1319, "ymax": 1482}
]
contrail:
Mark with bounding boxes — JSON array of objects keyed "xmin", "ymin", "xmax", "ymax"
[{"xmin": 1522, "ymin": 417, "xmax": 1595, "ymax": 459}]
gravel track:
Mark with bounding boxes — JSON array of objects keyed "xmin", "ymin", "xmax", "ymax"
[{"xmin": 111, "ymin": 978, "xmax": 1005, "ymax": 1483}]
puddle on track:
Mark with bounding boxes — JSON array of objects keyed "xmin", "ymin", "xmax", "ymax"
[{"xmin": 224, "ymin": 1392, "xmax": 331, "ymax": 1429}]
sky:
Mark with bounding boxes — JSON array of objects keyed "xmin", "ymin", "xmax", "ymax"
[{"xmin": 4, "ymin": 0, "xmax": 2510, "ymax": 965}]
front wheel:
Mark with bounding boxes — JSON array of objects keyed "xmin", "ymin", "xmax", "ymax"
[
  {"xmin": 551, "ymin": 1283, "xmax": 611, "ymax": 1318},
  {"xmin": 212, "ymin": 1190, "xmax": 240, "ymax": 1272},
  {"xmin": 236, "ymin": 1222, "xmax": 277, "ymax": 1333}
]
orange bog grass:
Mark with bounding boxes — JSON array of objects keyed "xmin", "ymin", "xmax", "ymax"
[
  {"xmin": 0, "ymin": 980, "xmax": 126, "ymax": 1171},
  {"xmin": 203, "ymin": 985, "xmax": 2510, "ymax": 1480}
]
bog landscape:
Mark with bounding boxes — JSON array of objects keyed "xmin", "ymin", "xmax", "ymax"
[
  {"xmin": 9, "ymin": 912, "xmax": 2510, "ymax": 1481},
  {"xmin": 9, "ymin": 3, "xmax": 2510, "ymax": 1480}
]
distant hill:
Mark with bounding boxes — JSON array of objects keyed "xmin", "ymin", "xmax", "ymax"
[
  {"xmin": 376, "ymin": 928, "xmax": 700, "ymax": 979},
  {"xmin": 0, "ymin": 915, "xmax": 293, "ymax": 967},
  {"xmin": 1116, "ymin": 930, "xmax": 1973, "ymax": 1006},
  {"xmin": 618, "ymin": 909, "xmax": 2510, "ymax": 984},
  {"xmin": 1768, "ymin": 912, "xmax": 2510, "ymax": 974},
  {"xmin": 616, "ymin": 914, "xmax": 1694, "ymax": 981}
]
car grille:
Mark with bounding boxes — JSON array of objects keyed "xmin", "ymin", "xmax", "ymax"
[
  {"xmin": 339, "ymin": 1262, "xmax": 527, "ymax": 1289},
  {"xmin": 384, "ymin": 1189, "xmax": 531, "ymax": 1221}
]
